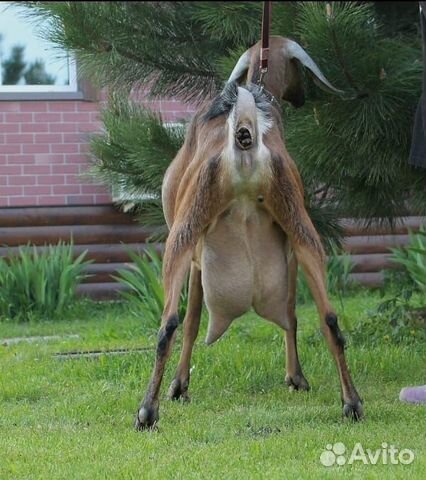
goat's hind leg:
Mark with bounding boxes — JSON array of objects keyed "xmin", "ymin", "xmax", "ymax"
[
  {"xmin": 293, "ymin": 244, "xmax": 363, "ymax": 420},
  {"xmin": 284, "ymin": 253, "xmax": 310, "ymax": 392},
  {"xmin": 168, "ymin": 263, "xmax": 203, "ymax": 402},
  {"xmin": 135, "ymin": 244, "xmax": 193, "ymax": 431}
]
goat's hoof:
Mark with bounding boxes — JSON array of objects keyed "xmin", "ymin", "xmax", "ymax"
[
  {"xmin": 342, "ymin": 399, "xmax": 364, "ymax": 422},
  {"xmin": 134, "ymin": 405, "xmax": 159, "ymax": 431},
  {"xmin": 168, "ymin": 378, "xmax": 191, "ymax": 403},
  {"xmin": 285, "ymin": 373, "xmax": 310, "ymax": 392}
]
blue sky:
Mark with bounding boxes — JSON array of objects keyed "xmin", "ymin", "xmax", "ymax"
[{"xmin": 0, "ymin": 2, "xmax": 69, "ymax": 85}]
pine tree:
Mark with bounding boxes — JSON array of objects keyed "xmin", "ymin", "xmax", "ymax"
[
  {"xmin": 24, "ymin": 59, "xmax": 56, "ymax": 85},
  {"xmin": 2, "ymin": 45, "xmax": 26, "ymax": 84},
  {"xmin": 14, "ymin": 1, "xmax": 426, "ymax": 247}
]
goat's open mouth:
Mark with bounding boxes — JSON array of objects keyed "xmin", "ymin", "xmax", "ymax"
[{"xmin": 235, "ymin": 127, "xmax": 253, "ymax": 150}]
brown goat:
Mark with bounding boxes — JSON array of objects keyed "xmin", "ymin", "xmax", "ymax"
[{"xmin": 135, "ymin": 36, "xmax": 363, "ymax": 430}]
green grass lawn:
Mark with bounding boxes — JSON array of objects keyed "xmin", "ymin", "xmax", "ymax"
[{"xmin": 0, "ymin": 291, "xmax": 425, "ymax": 479}]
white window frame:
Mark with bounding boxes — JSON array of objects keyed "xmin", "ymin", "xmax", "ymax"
[{"xmin": 0, "ymin": 55, "xmax": 78, "ymax": 93}]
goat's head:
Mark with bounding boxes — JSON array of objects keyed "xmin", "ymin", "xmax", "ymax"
[{"xmin": 227, "ymin": 36, "xmax": 342, "ymax": 108}]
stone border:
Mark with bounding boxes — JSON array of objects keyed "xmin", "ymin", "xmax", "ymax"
[{"xmin": 1, "ymin": 334, "xmax": 80, "ymax": 346}]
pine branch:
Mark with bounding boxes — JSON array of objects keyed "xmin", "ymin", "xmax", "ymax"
[
  {"xmin": 87, "ymin": 95, "xmax": 185, "ymax": 225},
  {"xmin": 326, "ymin": 3, "xmax": 363, "ymax": 96}
]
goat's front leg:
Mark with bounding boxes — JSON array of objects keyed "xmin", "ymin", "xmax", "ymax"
[
  {"xmin": 135, "ymin": 155, "xmax": 227, "ymax": 431},
  {"xmin": 266, "ymin": 154, "xmax": 363, "ymax": 421}
]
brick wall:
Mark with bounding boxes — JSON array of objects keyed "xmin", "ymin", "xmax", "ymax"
[
  {"xmin": 0, "ymin": 96, "xmax": 196, "ymax": 207},
  {"xmin": 139, "ymin": 97, "xmax": 196, "ymax": 123}
]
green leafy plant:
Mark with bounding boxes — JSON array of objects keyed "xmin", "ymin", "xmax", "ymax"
[
  {"xmin": 354, "ymin": 227, "xmax": 426, "ymax": 344},
  {"xmin": 114, "ymin": 246, "xmax": 189, "ymax": 329},
  {"xmin": 389, "ymin": 226, "xmax": 426, "ymax": 291},
  {"xmin": 89, "ymin": 97, "xmax": 186, "ymax": 232},
  {"xmin": 350, "ymin": 287, "xmax": 426, "ymax": 345},
  {"xmin": 0, "ymin": 241, "xmax": 91, "ymax": 321}
]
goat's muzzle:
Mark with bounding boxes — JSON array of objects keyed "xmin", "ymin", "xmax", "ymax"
[{"xmin": 235, "ymin": 126, "xmax": 253, "ymax": 150}]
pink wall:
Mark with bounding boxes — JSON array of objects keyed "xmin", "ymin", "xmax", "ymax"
[
  {"xmin": 0, "ymin": 97, "xmax": 195, "ymax": 207},
  {"xmin": 140, "ymin": 97, "xmax": 196, "ymax": 123}
]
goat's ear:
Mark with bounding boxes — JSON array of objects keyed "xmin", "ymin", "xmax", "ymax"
[
  {"xmin": 227, "ymin": 50, "xmax": 250, "ymax": 84},
  {"xmin": 285, "ymin": 39, "xmax": 344, "ymax": 95}
]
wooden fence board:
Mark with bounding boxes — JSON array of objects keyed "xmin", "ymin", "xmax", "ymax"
[
  {"xmin": 76, "ymin": 282, "xmax": 129, "ymax": 300},
  {"xmin": 347, "ymin": 253, "xmax": 397, "ymax": 273},
  {"xmin": 0, "ymin": 243, "xmax": 163, "ymax": 263},
  {"xmin": 0, "ymin": 205, "xmax": 136, "ymax": 227},
  {"xmin": 0, "ymin": 224, "xmax": 155, "ymax": 247},
  {"xmin": 343, "ymin": 234, "xmax": 411, "ymax": 254},
  {"xmin": 341, "ymin": 217, "xmax": 425, "ymax": 236},
  {"xmin": 349, "ymin": 272, "xmax": 384, "ymax": 288},
  {"xmin": 83, "ymin": 262, "xmax": 134, "ymax": 284}
]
